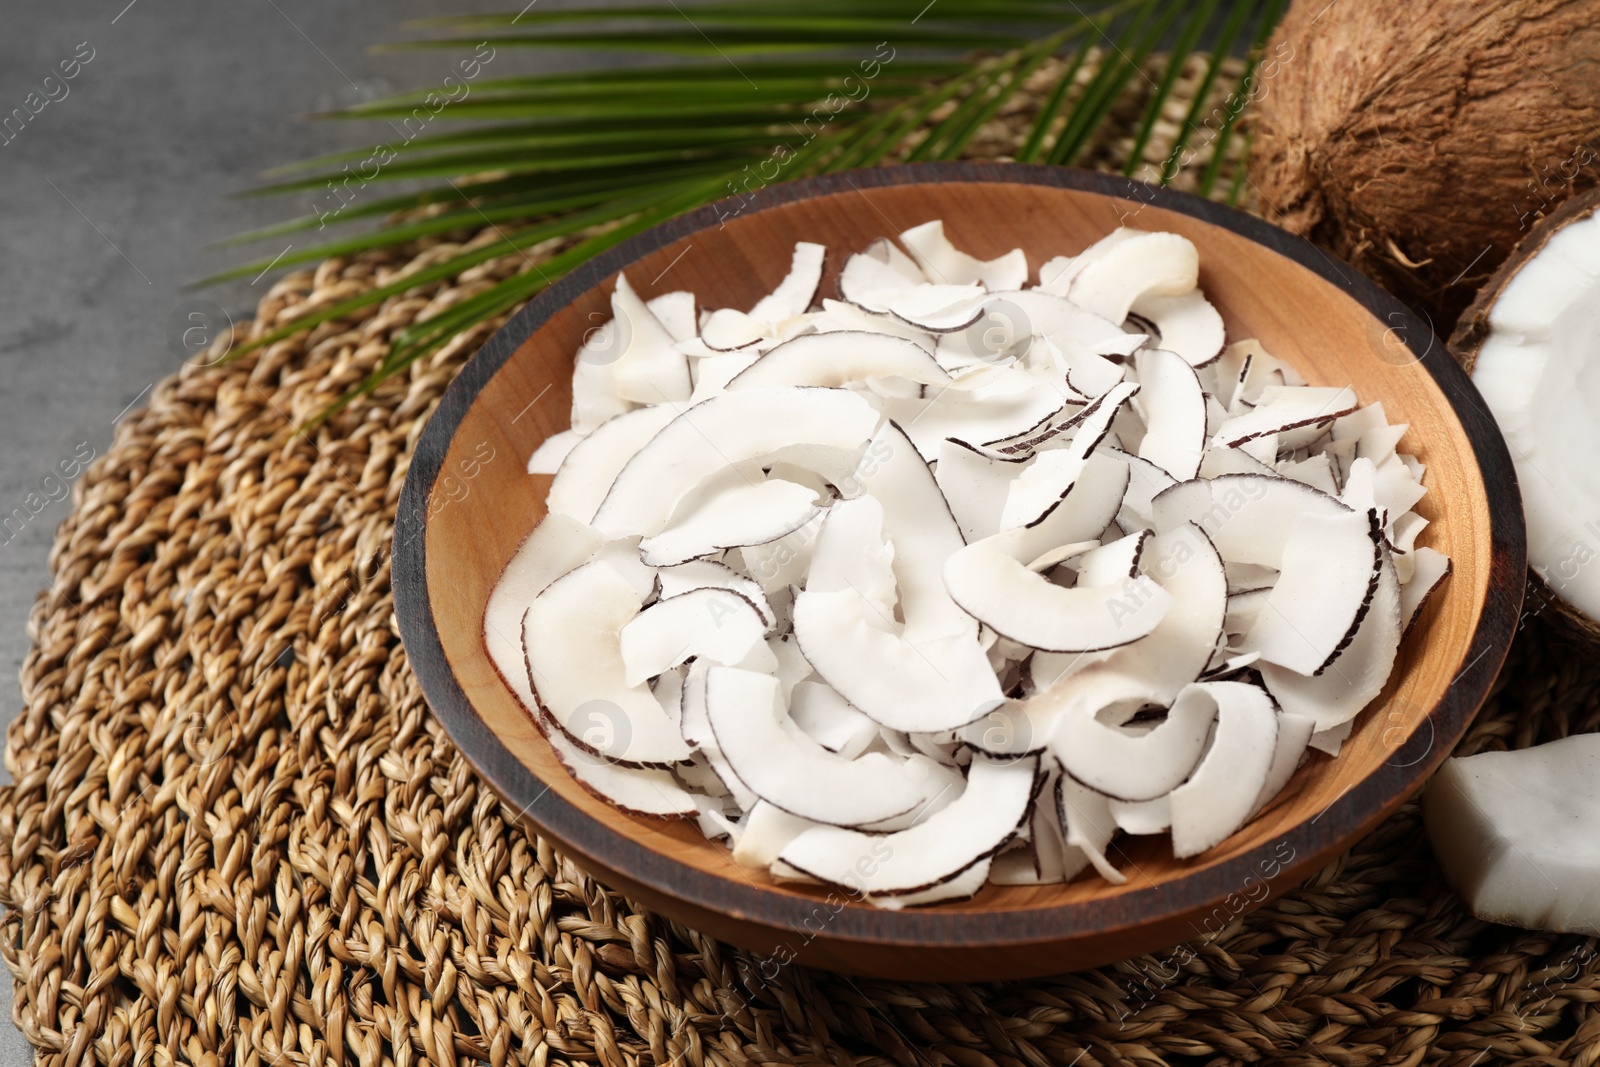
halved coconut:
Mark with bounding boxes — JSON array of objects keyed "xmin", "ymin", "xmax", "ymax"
[
  {"xmin": 1067, "ymin": 231, "xmax": 1200, "ymax": 324},
  {"xmin": 637, "ymin": 478, "xmax": 822, "ymax": 567},
  {"xmin": 1241, "ymin": 508, "xmax": 1381, "ymax": 676},
  {"xmin": 1168, "ymin": 681, "xmax": 1280, "ymax": 858},
  {"xmin": 900, "ymin": 220, "xmax": 1028, "ymax": 290},
  {"xmin": 1052, "ymin": 682, "xmax": 1220, "ymax": 801},
  {"xmin": 591, "ymin": 386, "xmax": 879, "ymax": 539},
  {"xmin": 522, "ymin": 560, "xmax": 693, "ymax": 766},
  {"xmin": 1135, "ymin": 348, "xmax": 1207, "ymax": 480},
  {"xmin": 1453, "ymin": 191, "xmax": 1600, "ymax": 637},
  {"xmin": 726, "ymin": 331, "xmax": 948, "ymax": 390},
  {"xmin": 1259, "ymin": 550, "xmax": 1402, "ymax": 731},
  {"xmin": 619, "ymin": 587, "xmax": 775, "ymax": 686},
  {"xmin": 778, "ymin": 753, "xmax": 1038, "ymax": 896},
  {"xmin": 704, "ymin": 666, "xmax": 960, "ymax": 827}
]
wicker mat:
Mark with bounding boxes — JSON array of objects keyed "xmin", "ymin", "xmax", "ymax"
[{"xmin": 5, "ymin": 57, "xmax": 1600, "ymax": 1067}]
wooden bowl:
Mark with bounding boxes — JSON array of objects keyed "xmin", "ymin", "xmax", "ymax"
[{"xmin": 393, "ymin": 164, "xmax": 1525, "ymax": 982}]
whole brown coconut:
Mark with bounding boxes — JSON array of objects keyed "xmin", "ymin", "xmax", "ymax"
[{"xmin": 1248, "ymin": 0, "xmax": 1600, "ymax": 329}]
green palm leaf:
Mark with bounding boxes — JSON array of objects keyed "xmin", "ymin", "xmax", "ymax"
[{"xmin": 216, "ymin": 0, "xmax": 1285, "ymax": 424}]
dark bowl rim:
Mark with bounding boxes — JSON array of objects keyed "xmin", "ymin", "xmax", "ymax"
[{"xmin": 393, "ymin": 161, "xmax": 1526, "ymax": 950}]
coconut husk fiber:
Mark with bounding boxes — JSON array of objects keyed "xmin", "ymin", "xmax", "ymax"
[{"xmin": 4, "ymin": 52, "xmax": 1599, "ymax": 1067}]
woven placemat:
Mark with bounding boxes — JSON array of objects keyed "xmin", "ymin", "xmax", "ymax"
[{"xmin": 5, "ymin": 56, "xmax": 1600, "ymax": 1067}]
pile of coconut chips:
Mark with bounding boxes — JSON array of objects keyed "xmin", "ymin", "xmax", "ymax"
[{"xmin": 483, "ymin": 221, "xmax": 1451, "ymax": 908}]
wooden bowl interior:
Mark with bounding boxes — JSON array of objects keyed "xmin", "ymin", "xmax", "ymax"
[{"xmin": 424, "ymin": 180, "xmax": 1488, "ymax": 919}]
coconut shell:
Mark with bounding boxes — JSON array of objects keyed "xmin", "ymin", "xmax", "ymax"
[
  {"xmin": 1448, "ymin": 185, "xmax": 1600, "ymax": 642},
  {"xmin": 1249, "ymin": 0, "xmax": 1600, "ymax": 331}
]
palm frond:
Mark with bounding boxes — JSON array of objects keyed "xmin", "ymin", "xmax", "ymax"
[{"xmin": 217, "ymin": 0, "xmax": 1286, "ymax": 420}]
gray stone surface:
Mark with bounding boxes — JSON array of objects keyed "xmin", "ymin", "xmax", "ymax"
[{"xmin": 0, "ymin": 1, "xmax": 521, "ymax": 1057}]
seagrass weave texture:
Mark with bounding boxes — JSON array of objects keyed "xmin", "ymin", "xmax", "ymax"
[{"xmin": 3, "ymin": 56, "xmax": 1600, "ymax": 1067}]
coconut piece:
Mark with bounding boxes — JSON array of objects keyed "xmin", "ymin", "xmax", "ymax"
[
  {"xmin": 570, "ymin": 322, "xmax": 635, "ymax": 435},
  {"xmin": 1034, "ymin": 229, "xmax": 1140, "ymax": 297},
  {"xmin": 521, "ymin": 561, "xmax": 693, "ymax": 766},
  {"xmin": 1424, "ymin": 734, "xmax": 1600, "ymax": 935},
  {"xmin": 1242, "ymin": 508, "xmax": 1381, "ymax": 676},
  {"xmin": 1053, "ymin": 682, "xmax": 1220, "ymax": 801},
  {"xmin": 998, "ymin": 382, "xmax": 1140, "ymax": 529},
  {"xmin": 727, "ymin": 331, "xmax": 949, "ymax": 390},
  {"xmin": 678, "ymin": 663, "xmax": 758, "ymax": 811},
  {"xmin": 812, "ymin": 298, "xmax": 938, "ymax": 349},
  {"xmin": 900, "ymin": 220, "xmax": 1028, "ymax": 290},
  {"xmin": 731, "ymin": 800, "xmax": 818, "ymax": 869},
  {"xmin": 1135, "ymin": 348, "xmax": 1207, "ymax": 480},
  {"xmin": 1308, "ymin": 718, "xmax": 1354, "ymax": 758},
  {"xmin": 805, "ymin": 496, "xmax": 898, "ymax": 620},
  {"xmin": 610, "ymin": 274, "xmax": 694, "ymax": 404},
  {"xmin": 1250, "ymin": 711, "xmax": 1317, "ymax": 817},
  {"xmin": 982, "ymin": 452, "xmax": 1132, "ymax": 568},
  {"xmin": 837, "ymin": 244, "xmax": 929, "ymax": 312},
  {"xmin": 749, "ymin": 241, "xmax": 826, "ymax": 322},
  {"xmin": 884, "ymin": 285, "xmax": 992, "ymax": 332},
  {"xmin": 1057, "ymin": 774, "xmax": 1126, "ymax": 884},
  {"xmin": 1198, "ymin": 444, "xmax": 1277, "ymax": 480},
  {"xmin": 935, "ymin": 438, "xmax": 1029, "ymax": 543},
  {"xmin": 1277, "ymin": 453, "xmax": 1340, "ymax": 496},
  {"xmin": 637, "ymin": 478, "xmax": 822, "ymax": 567},
  {"xmin": 1401, "ymin": 546, "xmax": 1452, "ymax": 632},
  {"xmin": 1066, "ymin": 232, "xmax": 1200, "ymax": 324},
  {"xmin": 1109, "ymin": 795, "xmax": 1171, "ymax": 835},
  {"xmin": 547, "ymin": 401, "xmax": 687, "ymax": 524},
  {"xmin": 779, "ymin": 753, "xmax": 1037, "ymax": 895},
  {"xmin": 1212, "ymin": 386, "xmax": 1359, "ymax": 449},
  {"xmin": 527, "ymin": 430, "xmax": 582, "ymax": 475},
  {"xmin": 789, "ymin": 680, "xmax": 878, "ymax": 759},
  {"xmin": 1260, "ymin": 550, "xmax": 1402, "ymax": 730},
  {"xmin": 878, "ymin": 384, "xmax": 1069, "ymax": 461},
  {"xmin": 655, "ymin": 559, "xmax": 776, "ymax": 626},
  {"xmin": 1168, "ymin": 681, "xmax": 1280, "ymax": 858},
  {"xmin": 480, "ymin": 521, "xmax": 696, "ymax": 817},
  {"xmin": 704, "ymin": 666, "xmax": 954, "ymax": 827},
  {"xmin": 792, "ymin": 588, "xmax": 1003, "ymax": 732},
  {"xmin": 592, "ymin": 386, "xmax": 879, "ymax": 539},
  {"xmin": 1151, "ymin": 474, "xmax": 1355, "ymax": 568},
  {"xmin": 1111, "ymin": 447, "xmax": 1178, "ymax": 528},
  {"xmin": 945, "ymin": 530, "xmax": 1173, "ymax": 653},
  {"xmin": 1130, "ymin": 290, "xmax": 1225, "ymax": 367},
  {"xmin": 971, "ymin": 521, "xmax": 1226, "ymax": 755},
  {"xmin": 618, "ymin": 588, "xmax": 775, "ymax": 687},
  {"xmin": 646, "ymin": 290, "xmax": 698, "ymax": 342}
]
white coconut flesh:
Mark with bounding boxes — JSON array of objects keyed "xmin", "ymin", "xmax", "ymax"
[
  {"xmin": 704, "ymin": 666, "xmax": 957, "ymax": 827},
  {"xmin": 487, "ymin": 227, "xmax": 1445, "ymax": 906},
  {"xmin": 618, "ymin": 588, "xmax": 775, "ymax": 686},
  {"xmin": 636, "ymin": 478, "xmax": 822, "ymax": 568},
  {"xmin": 1425, "ymin": 734, "xmax": 1600, "ymax": 936},
  {"xmin": 1468, "ymin": 212, "xmax": 1600, "ymax": 621},
  {"xmin": 778, "ymin": 754, "xmax": 1038, "ymax": 899},
  {"xmin": 521, "ymin": 561, "xmax": 693, "ymax": 767}
]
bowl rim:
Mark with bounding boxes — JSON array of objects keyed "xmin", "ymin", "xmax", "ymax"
[{"xmin": 393, "ymin": 162, "xmax": 1526, "ymax": 950}]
